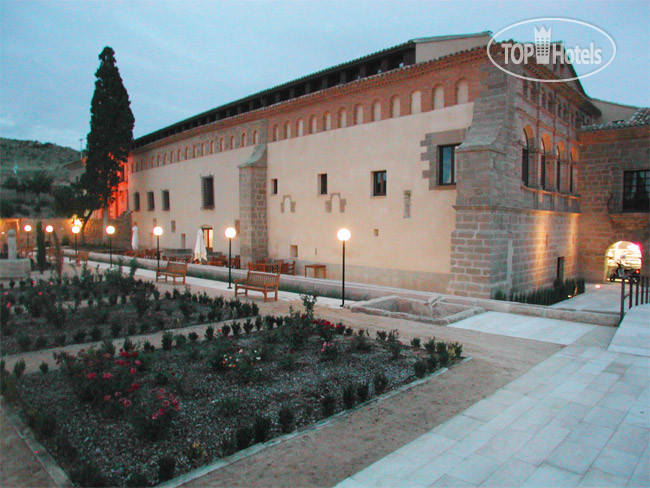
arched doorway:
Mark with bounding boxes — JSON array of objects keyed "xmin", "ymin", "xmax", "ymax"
[{"xmin": 604, "ymin": 241, "xmax": 642, "ymax": 280}]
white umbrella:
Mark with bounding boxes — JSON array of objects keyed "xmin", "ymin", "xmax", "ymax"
[
  {"xmin": 193, "ymin": 229, "xmax": 207, "ymax": 262},
  {"xmin": 131, "ymin": 226, "xmax": 139, "ymax": 250}
]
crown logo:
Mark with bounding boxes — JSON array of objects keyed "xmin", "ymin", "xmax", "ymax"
[{"xmin": 534, "ymin": 26, "xmax": 552, "ymax": 64}]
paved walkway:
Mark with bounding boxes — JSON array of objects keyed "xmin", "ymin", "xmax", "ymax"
[
  {"xmin": 608, "ymin": 304, "xmax": 650, "ymax": 357},
  {"xmin": 551, "ymin": 282, "xmax": 621, "ymax": 314},
  {"xmin": 336, "ymin": 307, "xmax": 650, "ymax": 488}
]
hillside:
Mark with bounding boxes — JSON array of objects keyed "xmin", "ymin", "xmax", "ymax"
[{"xmin": 0, "ymin": 137, "xmax": 79, "ymax": 183}]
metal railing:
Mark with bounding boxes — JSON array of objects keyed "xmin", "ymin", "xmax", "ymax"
[{"xmin": 620, "ymin": 276, "xmax": 650, "ymax": 323}]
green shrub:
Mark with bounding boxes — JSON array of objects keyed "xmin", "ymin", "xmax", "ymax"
[
  {"xmin": 205, "ymin": 326, "xmax": 214, "ymax": 340},
  {"xmin": 188, "ymin": 331, "xmax": 199, "ymax": 342},
  {"xmin": 161, "ymin": 331, "xmax": 174, "ymax": 350},
  {"xmin": 424, "ymin": 337, "xmax": 436, "ymax": 354},
  {"xmin": 235, "ymin": 426, "xmax": 253, "ymax": 450},
  {"xmin": 125, "ymin": 472, "xmax": 149, "ymax": 488},
  {"xmin": 39, "ymin": 362, "xmax": 49, "ymax": 374},
  {"xmin": 70, "ymin": 462, "xmax": 107, "ymax": 488},
  {"xmin": 426, "ymin": 354, "xmax": 438, "ymax": 371},
  {"xmin": 253, "ymin": 415, "xmax": 272, "ymax": 443},
  {"xmin": 373, "ymin": 372, "xmax": 388, "ymax": 395},
  {"xmin": 278, "ymin": 406, "xmax": 295, "ymax": 433},
  {"xmin": 214, "ymin": 396, "xmax": 242, "ymax": 417},
  {"xmin": 54, "ymin": 334, "xmax": 66, "ymax": 347},
  {"xmin": 356, "ymin": 382, "xmax": 369, "ymax": 403},
  {"xmin": 414, "ymin": 360, "xmax": 428, "ymax": 378},
  {"xmin": 157, "ymin": 455, "xmax": 176, "ymax": 482},
  {"xmin": 410, "ymin": 337, "xmax": 421, "ymax": 349},
  {"xmin": 322, "ymin": 394, "xmax": 336, "ymax": 417},
  {"xmin": 110, "ymin": 322, "xmax": 121, "ymax": 338},
  {"xmin": 17, "ymin": 333, "xmax": 31, "ymax": 351},
  {"xmin": 34, "ymin": 335, "xmax": 47, "ymax": 349},
  {"xmin": 492, "ymin": 289, "xmax": 507, "ymax": 300},
  {"xmin": 13, "ymin": 359, "xmax": 26, "ymax": 379},
  {"xmin": 0, "ymin": 374, "xmax": 18, "ymax": 402},
  {"xmin": 342, "ymin": 383, "xmax": 356, "ymax": 409},
  {"xmin": 175, "ymin": 334, "xmax": 187, "ymax": 346},
  {"xmin": 90, "ymin": 326, "xmax": 102, "ymax": 341}
]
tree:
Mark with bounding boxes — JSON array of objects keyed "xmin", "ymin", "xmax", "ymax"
[{"xmin": 74, "ymin": 46, "xmax": 134, "ymax": 234}]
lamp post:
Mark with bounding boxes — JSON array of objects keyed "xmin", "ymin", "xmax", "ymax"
[
  {"xmin": 45, "ymin": 224, "xmax": 53, "ymax": 249},
  {"xmin": 337, "ymin": 228, "xmax": 351, "ymax": 307},
  {"xmin": 23, "ymin": 224, "xmax": 32, "ymax": 252},
  {"xmin": 105, "ymin": 225, "xmax": 115, "ymax": 267},
  {"xmin": 71, "ymin": 225, "xmax": 80, "ymax": 261},
  {"xmin": 153, "ymin": 226, "xmax": 163, "ymax": 269},
  {"xmin": 225, "ymin": 227, "xmax": 237, "ymax": 289}
]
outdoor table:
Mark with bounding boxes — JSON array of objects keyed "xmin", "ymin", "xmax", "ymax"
[{"xmin": 304, "ymin": 264, "xmax": 326, "ymax": 279}]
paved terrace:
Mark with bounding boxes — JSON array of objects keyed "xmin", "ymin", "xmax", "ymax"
[{"xmin": 1, "ymin": 261, "xmax": 648, "ymax": 488}]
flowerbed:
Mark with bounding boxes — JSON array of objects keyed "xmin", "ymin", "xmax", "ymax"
[
  {"xmin": 3, "ymin": 297, "xmax": 463, "ymax": 487},
  {"xmin": 0, "ymin": 265, "xmax": 257, "ymax": 356}
]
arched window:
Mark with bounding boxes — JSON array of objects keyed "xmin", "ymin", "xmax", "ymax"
[
  {"xmin": 410, "ymin": 91, "xmax": 422, "ymax": 114},
  {"xmin": 184, "ymin": 147, "xmax": 189, "ymax": 159},
  {"xmin": 456, "ymin": 79, "xmax": 469, "ymax": 104},
  {"xmin": 253, "ymin": 130, "xmax": 259, "ymax": 144},
  {"xmin": 354, "ymin": 104, "xmax": 363, "ymax": 125},
  {"xmin": 371, "ymin": 100, "xmax": 381, "ymax": 122},
  {"xmin": 297, "ymin": 119, "xmax": 304, "ymax": 136},
  {"xmin": 433, "ymin": 86, "xmax": 444, "ymax": 110},
  {"xmin": 241, "ymin": 132, "xmax": 246, "ymax": 147},
  {"xmin": 323, "ymin": 112, "xmax": 331, "ymax": 130},
  {"xmin": 284, "ymin": 121, "xmax": 291, "ymax": 139},
  {"xmin": 556, "ymin": 145, "xmax": 563, "ymax": 191},
  {"xmin": 273, "ymin": 125, "xmax": 280, "ymax": 141},
  {"xmin": 210, "ymin": 141, "xmax": 215, "ymax": 154},
  {"xmin": 540, "ymin": 137, "xmax": 549, "ymax": 190},
  {"xmin": 338, "ymin": 108, "xmax": 347, "ymax": 128},
  {"xmin": 570, "ymin": 148, "xmax": 577, "ymax": 194},
  {"xmin": 230, "ymin": 135, "xmax": 235, "ymax": 149},
  {"xmin": 309, "ymin": 115, "xmax": 317, "ymax": 134},
  {"xmin": 522, "ymin": 130, "xmax": 530, "ymax": 187},
  {"xmin": 201, "ymin": 143, "xmax": 206, "ymax": 156},
  {"xmin": 177, "ymin": 149, "xmax": 181, "ymax": 162},
  {"xmin": 219, "ymin": 138, "xmax": 224, "ymax": 151},
  {"xmin": 390, "ymin": 96, "xmax": 400, "ymax": 118}
]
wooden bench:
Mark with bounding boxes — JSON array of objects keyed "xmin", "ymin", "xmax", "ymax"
[
  {"xmin": 156, "ymin": 261, "xmax": 187, "ymax": 285},
  {"xmin": 234, "ymin": 271, "xmax": 280, "ymax": 302},
  {"xmin": 75, "ymin": 250, "xmax": 89, "ymax": 266}
]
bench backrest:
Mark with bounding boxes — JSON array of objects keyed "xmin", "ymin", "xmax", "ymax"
[
  {"xmin": 167, "ymin": 262, "xmax": 188, "ymax": 273},
  {"xmin": 246, "ymin": 270, "xmax": 280, "ymax": 286}
]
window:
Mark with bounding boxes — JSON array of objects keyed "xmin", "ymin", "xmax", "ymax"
[
  {"xmin": 147, "ymin": 191, "xmax": 155, "ymax": 211},
  {"xmin": 133, "ymin": 192, "xmax": 140, "ymax": 211},
  {"xmin": 556, "ymin": 149, "xmax": 562, "ymax": 191},
  {"xmin": 623, "ymin": 170, "xmax": 650, "ymax": 212},
  {"xmin": 309, "ymin": 115, "xmax": 317, "ymax": 134},
  {"xmin": 540, "ymin": 154, "xmax": 546, "ymax": 190},
  {"xmin": 354, "ymin": 104, "xmax": 363, "ymax": 124},
  {"xmin": 241, "ymin": 133, "xmax": 246, "ymax": 147},
  {"xmin": 433, "ymin": 86, "xmax": 444, "ymax": 110},
  {"xmin": 338, "ymin": 109, "xmax": 346, "ymax": 128},
  {"xmin": 171, "ymin": 220, "xmax": 176, "ymax": 233},
  {"xmin": 372, "ymin": 171, "xmax": 387, "ymax": 196},
  {"xmin": 297, "ymin": 119, "xmax": 304, "ymax": 136},
  {"xmin": 162, "ymin": 190, "xmax": 170, "ymax": 211},
  {"xmin": 284, "ymin": 122, "xmax": 291, "ymax": 139},
  {"xmin": 403, "ymin": 190, "xmax": 412, "ymax": 218},
  {"xmin": 202, "ymin": 227, "xmax": 213, "ymax": 249},
  {"xmin": 271, "ymin": 178, "xmax": 278, "ymax": 195},
  {"xmin": 323, "ymin": 112, "xmax": 331, "ymax": 130},
  {"xmin": 522, "ymin": 134, "xmax": 530, "ymax": 187},
  {"xmin": 390, "ymin": 95, "xmax": 400, "ymax": 118},
  {"xmin": 201, "ymin": 176, "xmax": 214, "ymax": 209},
  {"xmin": 410, "ymin": 91, "xmax": 422, "ymax": 114},
  {"xmin": 372, "ymin": 100, "xmax": 381, "ymax": 121},
  {"xmin": 439, "ymin": 145, "xmax": 458, "ymax": 185},
  {"xmin": 456, "ymin": 79, "xmax": 469, "ymax": 104},
  {"xmin": 318, "ymin": 174, "xmax": 328, "ymax": 195}
]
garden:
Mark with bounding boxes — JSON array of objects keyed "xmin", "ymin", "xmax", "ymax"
[
  {"xmin": 0, "ymin": 268, "xmax": 464, "ymax": 487},
  {"xmin": 0, "ymin": 262, "xmax": 258, "ymax": 356}
]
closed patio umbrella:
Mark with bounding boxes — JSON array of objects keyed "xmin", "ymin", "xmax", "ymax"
[
  {"xmin": 193, "ymin": 229, "xmax": 207, "ymax": 262},
  {"xmin": 131, "ymin": 226, "xmax": 139, "ymax": 250}
]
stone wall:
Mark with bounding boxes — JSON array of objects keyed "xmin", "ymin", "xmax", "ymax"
[
  {"xmin": 578, "ymin": 125, "xmax": 650, "ymax": 281},
  {"xmin": 238, "ymin": 144, "xmax": 268, "ymax": 265}
]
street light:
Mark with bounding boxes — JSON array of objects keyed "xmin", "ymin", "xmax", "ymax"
[
  {"xmin": 71, "ymin": 224, "xmax": 81, "ymax": 261},
  {"xmin": 23, "ymin": 224, "xmax": 32, "ymax": 252},
  {"xmin": 153, "ymin": 226, "xmax": 163, "ymax": 269},
  {"xmin": 225, "ymin": 227, "xmax": 237, "ymax": 289},
  {"xmin": 337, "ymin": 228, "xmax": 351, "ymax": 307},
  {"xmin": 45, "ymin": 224, "xmax": 53, "ymax": 249},
  {"xmin": 105, "ymin": 225, "xmax": 116, "ymax": 267}
]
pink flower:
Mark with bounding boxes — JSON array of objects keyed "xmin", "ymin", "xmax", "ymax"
[
  {"xmin": 135, "ymin": 360, "xmax": 141, "ymax": 366},
  {"xmin": 158, "ymin": 408, "xmax": 165, "ymax": 416},
  {"xmin": 103, "ymin": 373, "xmax": 112, "ymax": 379},
  {"xmin": 152, "ymin": 413, "xmax": 158, "ymax": 420},
  {"xmin": 123, "ymin": 399, "xmax": 131, "ymax": 407},
  {"xmin": 103, "ymin": 395, "xmax": 111, "ymax": 402},
  {"xmin": 172, "ymin": 402, "xmax": 180, "ymax": 412},
  {"xmin": 120, "ymin": 351, "xmax": 129, "ymax": 358},
  {"xmin": 162, "ymin": 400, "xmax": 170, "ymax": 408},
  {"xmin": 103, "ymin": 353, "xmax": 111, "ymax": 359},
  {"xmin": 114, "ymin": 391, "xmax": 121, "ymax": 397},
  {"xmin": 129, "ymin": 368, "xmax": 137, "ymax": 375},
  {"xmin": 38, "ymin": 292, "xmax": 42, "ymax": 296},
  {"xmin": 87, "ymin": 372, "xmax": 97, "ymax": 380}
]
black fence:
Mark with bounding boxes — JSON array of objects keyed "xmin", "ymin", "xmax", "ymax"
[{"xmin": 620, "ymin": 276, "xmax": 650, "ymax": 323}]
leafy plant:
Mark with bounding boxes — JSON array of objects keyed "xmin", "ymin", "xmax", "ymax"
[
  {"xmin": 13, "ymin": 359, "xmax": 26, "ymax": 379},
  {"xmin": 253, "ymin": 415, "xmax": 272, "ymax": 443},
  {"xmin": 322, "ymin": 394, "xmax": 336, "ymax": 417},
  {"xmin": 204, "ymin": 326, "xmax": 214, "ymax": 341},
  {"xmin": 342, "ymin": 383, "xmax": 356, "ymax": 409},
  {"xmin": 188, "ymin": 331, "xmax": 199, "ymax": 342},
  {"xmin": 373, "ymin": 372, "xmax": 388, "ymax": 395},
  {"xmin": 157, "ymin": 455, "xmax": 176, "ymax": 482},
  {"xmin": 424, "ymin": 337, "xmax": 436, "ymax": 354},
  {"xmin": 278, "ymin": 406, "xmax": 295, "ymax": 433},
  {"xmin": 161, "ymin": 331, "xmax": 174, "ymax": 351},
  {"xmin": 235, "ymin": 426, "xmax": 253, "ymax": 450},
  {"xmin": 39, "ymin": 362, "xmax": 49, "ymax": 374},
  {"xmin": 414, "ymin": 360, "xmax": 428, "ymax": 378},
  {"xmin": 410, "ymin": 337, "xmax": 421, "ymax": 349},
  {"xmin": 356, "ymin": 382, "xmax": 369, "ymax": 403}
]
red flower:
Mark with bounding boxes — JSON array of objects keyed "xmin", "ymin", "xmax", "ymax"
[
  {"xmin": 104, "ymin": 395, "xmax": 111, "ymax": 402},
  {"xmin": 38, "ymin": 292, "xmax": 42, "ymax": 296},
  {"xmin": 131, "ymin": 351, "xmax": 138, "ymax": 358},
  {"xmin": 162, "ymin": 400, "xmax": 170, "ymax": 408},
  {"xmin": 114, "ymin": 391, "xmax": 121, "ymax": 397},
  {"xmin": 103, "ymin": 353, "xmax": 111, "ymax": 359},
  {"xmin": 120, "ymin": 351, "xmax": 129, "ymax": 358},
  {"xmin": 129, "ymin": 368, "xmax": 137, "ymax": 375},
  {"xmin": 103, "ymin": 373, "xmax": 112, "ymax": 379},
  {"xmin": 87, "ymin": 372, "xmax": 97, "ymax": 380},
  {"xmin": 135, "ymin": 360, "xmax": 141, "ymax": 366}
]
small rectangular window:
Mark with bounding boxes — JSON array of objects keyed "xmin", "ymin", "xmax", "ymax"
[
  {"xmin": 439, "ymin": 145, "xmax": 458, "ymax": 185},
  {"xmin": 290, "ymin": 245, "xmax": 298, "ymax": 258},
  {"xmin": 201, "ymin": 176, "xmax": 214, "ymax": 209},
  {"xmin": 133, "ymin": 192, "xmax": 140, "ymax": 212},
  {"xmin": 271, "ymin": 178, "xmax": 278, "ymax": 195},
  {"xmin": 171, "ymin": 220, "xmax": 176, "ymax": 233},
  {"xmin": 318, "ymin": 174, "xmax": 328, "ymax": 195},
  {"xmin": 372, "ymin": 170, "xmax": 387, "ymax": 196},
  {"xmin": 147, "ymin": 191, "xmax": 155, "ymax": 211},
  {"xmin": 162, "ymin": 190, "xmax": 170, "ymax": 211}
]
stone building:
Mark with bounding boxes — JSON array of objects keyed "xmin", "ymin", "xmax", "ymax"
[{"xmin": 125, "ymin": 32, "xmax": 649, "ymax": 298}]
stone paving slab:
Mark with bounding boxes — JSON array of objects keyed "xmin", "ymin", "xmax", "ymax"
[
  {"xmin": 608, "ymin": 304, "xmax": 650, "ymax": 357},
  {"xmin": 336, "ymin": 312, "xmax": 650, "ymax": 488}
]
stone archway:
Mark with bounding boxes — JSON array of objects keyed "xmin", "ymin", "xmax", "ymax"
[{"xmin": 604, "ymin": 241, "xmax": 642, "ymax": 280}]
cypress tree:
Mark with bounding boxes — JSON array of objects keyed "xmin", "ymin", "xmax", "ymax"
[
  {"xmin": 36, "ymin": 222, "xmax": 46, "ymax": 273},
  {"xmin": 80, "ymin": 46, "xmax": 134, "ymax": 219}
]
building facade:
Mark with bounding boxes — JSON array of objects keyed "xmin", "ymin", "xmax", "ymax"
[{"xmin": 125, "ymin": 32, "xmax": 649, "ymax": 298}]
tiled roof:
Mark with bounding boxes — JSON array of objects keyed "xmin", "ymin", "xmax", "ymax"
[{"xmin": 581, "ymin": 107, "xmax": 650, "ymax": 131}]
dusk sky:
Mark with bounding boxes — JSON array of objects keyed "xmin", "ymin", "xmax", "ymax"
[{"xmin": 1, "ymin": 0, "xmax": 648, "ymax": 150}]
